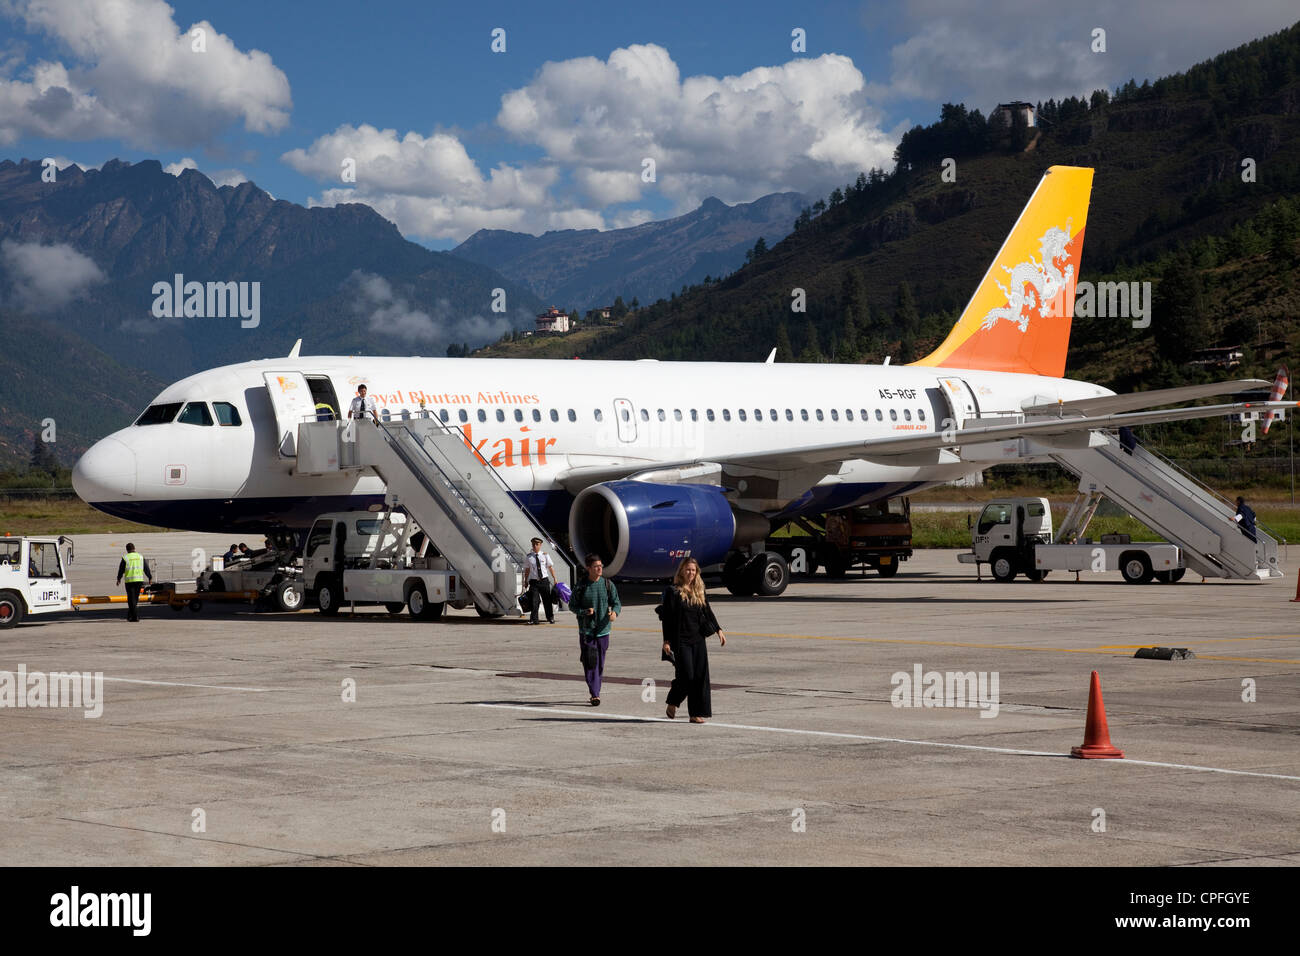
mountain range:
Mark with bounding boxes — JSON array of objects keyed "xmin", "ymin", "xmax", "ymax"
[
  {"xmin": 0, "ymin": 158, "xmax": 545, "ymax": 467},
  {"xmin": 452, "ymin": 191, "xmax": 805, "ymax": 309}
]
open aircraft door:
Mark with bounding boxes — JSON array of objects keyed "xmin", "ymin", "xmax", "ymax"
[
  {"xmin": 262, "ymin": 371, "xmax": 317, "ymax": 457},
  {"xmin": 933, "ymin": 377, "xmax": 980, "ymax": 432}
]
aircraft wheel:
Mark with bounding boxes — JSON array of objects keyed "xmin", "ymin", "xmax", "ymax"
[
  {"xmin": 0, "ymin": 590, "xmax": 25, "ymax": 629},
  {"xmin": 749, "ymin": 551, "xmax": 789, "ymax": 597},
  {"xmin": 275, "ymin": 580, "xmax": 304, "ymax": 612}
]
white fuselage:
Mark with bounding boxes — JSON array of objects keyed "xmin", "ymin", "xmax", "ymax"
[{"xmin": 71, "ymin": 355, "xmax": 1111, "ymax": 534}]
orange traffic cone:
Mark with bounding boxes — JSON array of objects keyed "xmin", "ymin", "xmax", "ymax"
[
  {"xmin": 1070, "ymin": 671, "xmax": 1124, "ymax": 759},
  {"xmin": 1290, "ymin": 572, "xmax": 1300, "ymax": 602}
]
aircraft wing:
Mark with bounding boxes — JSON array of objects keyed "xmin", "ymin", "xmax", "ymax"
[
  {"xmin": 1019, "ymin": 380, "xmax": 1270, "ymax": 417},
  {"xmin": 554, "ymin": 397, "xmax": 1294, "ymax": 488},
  {"xmin": 721, "ymin": 400, "xmax": 1294, "ymax": 470}
]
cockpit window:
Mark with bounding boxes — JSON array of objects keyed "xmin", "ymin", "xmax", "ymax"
[
  {"xmin": 177, "ymin": 402, "xmax": 214, "ymax": 426},
  {"xmin": 135, "ymin": 403, "xmax": 183, "ymax": 426},
  {"xmin": 213, "ymin": 402, "xmax": 242, "ymax": 426}
]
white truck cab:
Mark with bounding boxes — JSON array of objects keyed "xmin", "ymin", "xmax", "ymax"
[{"xmin": 0, "ymin": 536, "xmax": 75, "ymax": 628}]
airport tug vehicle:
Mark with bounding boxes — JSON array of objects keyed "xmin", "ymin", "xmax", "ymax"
[
  {"xmin": 0, "ymin": 535, "xmax": 74, "ymax": 628},
  {"xmin": 959, "ymin": 496, "xmax": 1184, "ymax": 584}
]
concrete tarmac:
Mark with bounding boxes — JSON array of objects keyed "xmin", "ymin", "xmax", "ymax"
[{"xmin": 1, "ymin": 533, "xmax": 1297, "ymax": 866}]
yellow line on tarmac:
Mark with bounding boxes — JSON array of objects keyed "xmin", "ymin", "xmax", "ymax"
[{"xmin": 618, "ymin": 626, "xmax": 1102, "ymax": 655}]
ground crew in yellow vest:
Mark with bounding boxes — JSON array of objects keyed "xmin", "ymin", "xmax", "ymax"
[{"xmin": 115, "ymin": 543, "xmax": 153, "ymax": 623}]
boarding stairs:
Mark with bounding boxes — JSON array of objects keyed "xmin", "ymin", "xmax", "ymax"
[
  {"xmin": 1047, "ymin": 432, "xmax": 1282, "ymax": 580},
  {"xmin": 299, "ymin": 417, "xmax": 575, "ymax": 614}
]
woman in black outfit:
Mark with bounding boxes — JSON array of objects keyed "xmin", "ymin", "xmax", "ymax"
[{"xmin": 658, "ymin": 557, "xmax": 726, "ymax": 723}]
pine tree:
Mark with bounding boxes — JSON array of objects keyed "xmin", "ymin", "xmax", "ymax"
[
  {"xmin": 800, "ymin": 320, "xmax": 823, "ymax": 362},
  {"xmin": 893, "ymin": 281, "xmax": 920, "ymax": 335},
  {"xmin": 29, "ymin": 433, "xmax": 58, "ymax": 476},
  {"xmin": 1151, "ymin": 256, "xmax": 1212, "ymax": 364}
]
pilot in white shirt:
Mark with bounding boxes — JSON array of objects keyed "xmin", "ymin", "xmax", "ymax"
[{"xmin": 349, "ymin": 384, "xmax": 379, "ymax": 424}]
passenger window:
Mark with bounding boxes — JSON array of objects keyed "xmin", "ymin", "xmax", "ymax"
[
  {"xmin": 707, "ymin": 409, "xmax": 715, "ymax": 421},
  {"xmin": 889, "ymin": 409, "xmax": 898, "ymax": 421},
  {"xmin": 495, "ymin": 409, "xmax": 505, "ymax": 422},
  {"xmin": 786, "ymin": 409, "xmax": 793, "ymax": 421},
  {"xmin": 674, "ymin": 409, "xmax": 682, "ymax": 421},
  {"xmin": 875, "ymin": 410, "xmax": 883, "ymax": 421},
  {"xmin": 769, "ymin": 409, "xmax": 777, "ymax": 421},
  {"xmin": 754, "ymin": 410, "xmax": 762, "ymax": 422},
  {"xmin": 532, "ymin": 409, "xmax": 541, "ymax": 422},
  {"xmin": 594, "ymin": 409, "xmax": 603, "ymax": 421},
  {"xmin": 478, "ymin": 409, "xmax": 487, "ymax": 422},
  {"xmin": 459, "ymin": 409, "xmax": 468, "ymax": 423},
  {"xmin": 641, "ymin": 409, "xmax": 650, "ymax": 422},
  {"xmin": 177, "ymin": 402, "xmax": 214, "ymax": 426},
  {"xmin": 657, "ymin": 409, "xmax": 665, "ymax": 421},
  {"xmin": 800, "ymin": 409, "xmax": 809, "ymax": 421},
  {"xmin": 738, "ymin": 409, "xmax": 747, "ymax": 422},
  {"xmin": 567, "ymin": 409, "xmax": 576, "ymax": 422},
  {"xmin": 815, "ymin": 409, "xmax": 824, "ymax": 421},
  {"xmin": 690, "ymin": 409, "xmax": 698, "ymax": 421},
  {"xmin": 860, "ymin": 409, "xmax": 868, "ymax": 420},
  {"xmin": 722, "ymin": 409, "xmax": 732, "ymax": 421},
  {"xmin": 440, "ymin": 409, "xmax": 449, "ymax": 422},
  {"xmin": 831, "ymin": 409, "xmax": 839, "ymax": 421},
  {"xmin": 550, "ymin": 409, "xmax": 559, "ymax": 422},
  {"xmin": 903, "ymin": 409, "xmax": 912, "ymax": 421},
  {"xmin": 846, "ymin": 410, "xmax": 854, "ymax": 421},
  {"xmin": 918, "ymin": 409, "xmax": 926, "ymax": 421},
  {"xmin": 380, "ymin": 407, "xmax": 391, "ymax": 422},
  {"xmin": 620, "ymin": 409, "xmax": 630, "ymax": 421},
  {"xmin": 514, "ymin": 409, "xmax": 523, "ymax": 422}
]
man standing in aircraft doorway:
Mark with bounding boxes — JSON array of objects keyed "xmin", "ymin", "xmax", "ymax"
[
  {"xmin": 349, "ymin": 384, "xmax": 379, "ymax": 424},
  {"xmin": 523, "ymin": 537, "xmax": 559, "ymax": 624},
  {"xmin": 115, "ymin": 543, "xmax": 153, "ymax": 623}
]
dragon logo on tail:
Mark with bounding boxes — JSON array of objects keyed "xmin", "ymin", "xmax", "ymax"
[{"xmin": 980, "ymin": 221, "xmax": 1075, "ymax": 332}]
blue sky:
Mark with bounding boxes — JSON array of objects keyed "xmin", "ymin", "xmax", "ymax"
[{"xmin": 3, "ymin": 0, "xmax": 1297, "ymax": 248}]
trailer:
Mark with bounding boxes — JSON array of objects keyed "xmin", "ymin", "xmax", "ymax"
[{"xmin": 958, "ymin": 496, "xmax": 1185, "ymax": 584}]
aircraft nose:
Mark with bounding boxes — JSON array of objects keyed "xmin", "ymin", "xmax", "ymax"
[{"xmin": 72, "ymin": 437, "xmax": 138, "ymax": 501}]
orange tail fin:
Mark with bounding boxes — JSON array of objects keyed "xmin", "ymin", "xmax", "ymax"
[{"xmin": 911, "ymin": 165, "xmax": 1094, "ymax": 378}]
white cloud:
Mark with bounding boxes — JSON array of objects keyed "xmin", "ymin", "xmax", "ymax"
[
  {"xmin": 885, "ymin": 0, "xmax": 1300, "ymax": 109},
  {"xmin": 349, "ymin": 271, "xmax": 514, "ymax": 347},
  {"xmin": 164, "ymin": 156, "xmax": 247, "ymax": 187},
  {"xmin": 1, "ymin": 238, "xmax": 104, "ymax": 311},
  {"xmin": 0, "ymin": 0, "xmax": 291, "ymax": 147},
  {"xmin": 286, "ymin": 44, "xmax": 894, "ymax": 241},
  {"xmin": 498, "ymin": 44, "xmax": 895, "ymax": 210}
]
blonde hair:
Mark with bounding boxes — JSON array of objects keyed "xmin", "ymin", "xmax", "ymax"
[{"xmin": 673, "ymin": 558, "xmax": 706, "ymax": 607}]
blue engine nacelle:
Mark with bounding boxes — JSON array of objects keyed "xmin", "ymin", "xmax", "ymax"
[{"xmin": 569, "ymin": 481, "xmax": 738, "ymax": 579}]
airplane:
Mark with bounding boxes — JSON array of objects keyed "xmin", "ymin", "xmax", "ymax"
[{"xmin": 72, "ymin": 165, "xmax": 1291, "ymax": 597}]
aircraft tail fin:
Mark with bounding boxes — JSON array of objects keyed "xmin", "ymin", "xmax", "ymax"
[{"xmin": 911, "ymin": 165, "xmax": 1094, "ymax": 378}]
